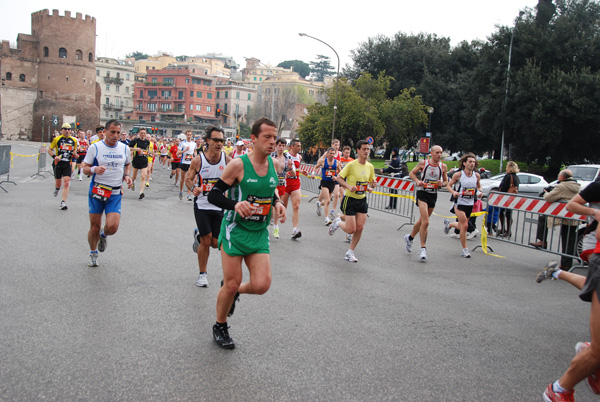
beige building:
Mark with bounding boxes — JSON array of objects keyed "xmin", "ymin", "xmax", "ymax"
[
  {"xmin": 215, "ymin": 79, "xmax": 257, "ymax": 129},
  {"xmin": 95, "ymin": 57, "xmax": 135, "ymax": 123}
]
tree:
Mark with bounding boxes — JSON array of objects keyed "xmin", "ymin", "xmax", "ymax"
[
  {"xmin": 278, "ymin": 60, "xmax": 311, "ymax": 78},
  {"xmin": 126, "ymin": 51, "xmax": 149, "ymax": 60},
  {"xmin": 309, "ymin": 55, "xmax": 335, "ymax": 82}
]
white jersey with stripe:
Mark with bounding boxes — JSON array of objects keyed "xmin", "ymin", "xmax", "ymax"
[
  {"xmin": 195, "ymin": 151, "xmax": 227, "ymax": 211},
  {"xmin": 417, "ymin": 160, "xmax": 443, "ymax": 193},
  {"xmin": 456, "ymin": 170, "xmax": 478, "ymax": 206},
  {"xmin": 84, "ymin": 140, "xmax": 131, "ymax": 195}
]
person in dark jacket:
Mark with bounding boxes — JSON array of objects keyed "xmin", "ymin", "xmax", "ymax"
[
  {"xmin": 382, "ymin": 148, "xmax": 402, "ymax": 209},
  {"xmin": 497, "ymin": 161, "xmax": 520, "ymax": 237}
]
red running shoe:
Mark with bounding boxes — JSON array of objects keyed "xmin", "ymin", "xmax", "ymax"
[
  {"xmin": 543, "ymin": 384, "xmax": 574, "ymax": 402},
  {"xmin": 575, "ymin": 342, "xmax": 600, "ymax": 394}
]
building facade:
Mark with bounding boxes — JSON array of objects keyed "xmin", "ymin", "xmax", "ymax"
[
  {"xmin": 0, "ymin": 9, "xmax": 99, "ymax": 140},
  {"xmin": 95, "ymin": 57, "xmax": 135, "ymax": 124},
  {"xmin": 215, "ymin": 79, "xmax": 256, "ymax": 128},
  {"xmin": 130, "ymin": 66, "xmax": 218, "ymax": 125}
]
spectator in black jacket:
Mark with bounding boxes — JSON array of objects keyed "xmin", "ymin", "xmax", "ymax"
[{"xmin": 383, "ymin": 148, "xmax": 402, "ymax": 209}]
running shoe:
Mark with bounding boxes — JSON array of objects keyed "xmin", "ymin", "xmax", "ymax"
[
  {"xmin": 272, "ymin": 227, "xmax": 280, "ymax": 239},
  {"xmin": 179, "ymin": 191, "xmax": 183, "ymax": 200},
  {"xmin": 467, "ymin": 229, "xmax": 480, "ymax": 239},
  {"xmin": 329, "ymin": 210, "xmax": 337, "ymax": 220},
  {"xmin": 213, "ymin": 323, "xmax": 235, "ymax": 350},
  {"xmin": 316, "ymin": 201, "xmax": 322, "ymax": 216},
  {"xmin": 187, "ymin": 193, "xmax": 193, "ymax": 201},
  {"xmin": 193, "ymin": 228, "xmax": 200, "ymax": 253},
  {"xmin": 329, "ymin": 217, "xmax": 341, "ymax": 236},
  {"xmin": 149, "ymin": 177, "xmax": 152, "ymax": 181},
  {"xmin": 60, "ymin": 201, "xmax": 68, "ymax": 210},
  {"xmin": 78, "ymin": 176, "xmax": 82, "ymax": 181},
  {"xmin": 575, "ymin": 341, "xmax": 600, "ymax": 394},
  {"xmin": 170, "ymin": 173, "xmax": 174, "ymax": 179},
  {"xmin": 88, "ymin": 251, "xmax": 99, "ymax": 267},
  {"xmin": 419, "ymin": 248, "xmax": 427, "ymax": 260},
  {"xmin": 345, "ymin": 234, "xmax": 353, "ymax": 243},
  {"xmin": 131, "ymin": 182, "xmax": 135, "ymax": 191},
  {"xmin": 443, "ymin": 218, "xmax": 450, "ymax": 235},
  {"xmin": 345, "ymin": 250, "xmax": 358, "ymax": 263},
  {"xmin": 98, "ymin": 234, "xmax": 107, "ymax": 252},
  {"xmin": 403, "ymin": 234, "xmax": 413, "ymax": 253},
  {"xmin": 325, "ymin": 216, "xmax": 332, "ymax": 226},
  {"xmin": 291, "ymin": 229, "xmax": 302, "ymax": 240},
  {"xmin": 196, "ymin": 273, "xmax": 208, "ymax": 287},
  {"xmin": 220, "ymin": 280, "xmax": 240, "ymax": 317},
  {"xmin": 139, "ymin": 193, "xmax": 145, "ymax": 200},
  {"xmin": 536, "ymin": 261, "xmax": 559, "ymax": 283},
  {"xmin": 53, "ymin": 188, "xmax": 59, "ymax": 197},
  {"xmin": 449, "ymin": 233, "xmax": 460, "ymax": 238},
  {"xmin": 543, "ymin": 384, "xmax": 574, "ymax": 402},
  {"xmin": 461, "ymin": 248, "xmax": 471, "ymax": 258},
  {"xmin": 145, "ymin": 182, "xmax": 150, "ymax": 188}
]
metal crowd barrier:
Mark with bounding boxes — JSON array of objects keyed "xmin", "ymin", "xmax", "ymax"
[
  {"xmin": 299, "ymin": 163, "xmax": 416, "ymax": 229},
  {"xmin": 485, "ymin": 191, "xmax": 587, "ymax": 270},
  {"xmin": 0, "ymin": 144, "xmax": 16, "ymax": 193}
]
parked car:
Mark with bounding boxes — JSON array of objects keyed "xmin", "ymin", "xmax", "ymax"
[
  {"xmin": 480, "ymin": 172, "xmax": 549, "ymax": 199},
  {"xmin": 547, "ymin": 164, "xmax": 600, "ymax": 191},
  {"xmin": 374, "ymin": 149, "xmax": 386, "ymax": 158}
]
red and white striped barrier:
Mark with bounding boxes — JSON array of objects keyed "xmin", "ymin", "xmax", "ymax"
[
  {"xmin": 487, "ymin": 192, "xmax": 585, "ymax": 221},
  {"xmin": 375, "ymin": 176, "xmax": 415, "ymax": 192}
]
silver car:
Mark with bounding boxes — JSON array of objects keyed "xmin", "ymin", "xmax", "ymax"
[{"xmin": 480, "ymin": 173, "xmax": 549, "ymax": 198}]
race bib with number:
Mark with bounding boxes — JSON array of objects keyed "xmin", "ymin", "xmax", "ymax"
[
  {"xmin": 91, "ymin": 183, "xmax": 113, "ymax": 202},
  {"xmin": 325, "ymin": 169, "xmax": 336, "ymax": 178},
  {"xmin": 202, "ymin": 178, "xmax": 218, "ymax": 196},
  {"xmin": 277, "ymin": 174, "xmax": 286, "ymax": 187},
  {"xmin": 244, "ymin": 195, "xmax": 272, "ymax": 222},
  {"xmin": 462, "ymin": 188, "xmax": 476, "ymax": 198},
  {"xmin": 423, "ymin": 179, "xmax": 439, "ymax": 192},
  {"xmin": 355, "ymin": 181, "xmax": 369, "ymax": 195}
]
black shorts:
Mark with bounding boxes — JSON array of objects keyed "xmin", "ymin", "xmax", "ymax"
[
  {"xmin": 580, "ymin": 253, "xmax": 600, "ymax": 302},
  {"xmin": 171, "ymin": 162, "xmax": 180, "ymax": 170},
  {"xmin": 456, "ymin": 204, "xmax": 474, "ymax": 218},
  {"xmin": 416, "ymin": 190, "xmax": 438, "ymax": 208},
  {"xmin": 320, "ymin": 180, "xmax": 336, "ymax": 194},
  {"xmin": 132, "ymin": 158, "xmax": 148, "ymax": 170},
  {"xmin": 180, "ymin": 163, "xmax": 191, "ymax": 172},
  {"xmin": 76, "ymin": 154, "xmax": 86, "ymax": 164},
  {"xmin": 341, "ymin": 196, "xmax": 368, "ymax": 216},
  {"xmin": 194, "ymin": 208, "xmax": 224, "ymax": 238},
  {"xmin": 54, "ymin": 161, "xmax": 72, "ymax": 179}
]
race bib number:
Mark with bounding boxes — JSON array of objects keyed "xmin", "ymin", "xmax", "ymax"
[
  {"xmin": 138, "ymin": 150, "xmax": 148, "ymax": 156},
  {"xmin": 185, "ymin": 154, "xmax": 194, "ymax": 161},
  {"xmin": 202, "ymin": 178, "xmax": 218, "ymax": 196},
  {"xmin": 91, "ymin": 183, "xmax": 113, "ymax": 202},
  {"xmin": 325, "ymin": 169, "xmax": 336, "ymax": 178},
  {"xmin": 277, "ymin": 174, "xmax": 286, "ymax": 187},
  {"xmin": 423, "ymin": 179, "xmax": 439, "ymax": 192},
  {"xmin": 462, "ymin": 188, "xmax": 476, "ymax": 199},
  {"xmin": 245, "ymin": 195, "xmax": 272, "ymax": 222},
  {"xmin": 355, "ymin": 181, "xmax": 368, "ymax": 195}
]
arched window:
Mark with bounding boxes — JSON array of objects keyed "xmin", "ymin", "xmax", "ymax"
[
  {"xmin": 6, "ymin": 72, "xmax": 12, "ymax": 81},
  {"xmin": 19, "ymin": 74, "xmax": 25, "ymax": 82},
  {"xmin": 75, "ymin": 50, "xmax": 82, "ymax": 60},
  {"xmin": 88, "ymin": 52, "xmax": 93, "ymax": 62},
  {"xmin": 59, "ymin": 48, "xmax": 67, "ymax": 58},
  {"xmin": 44, "ymin": 47, "xmax": 49, "ymax": 57}
]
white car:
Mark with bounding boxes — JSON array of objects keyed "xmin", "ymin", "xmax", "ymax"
[
  {"xmin": 547, "ymin": 164, "xmax": 600, "ymax": 191},
  {"xmin": 480, "ymin": 173, "xmax": 549, "ymax": 198}
]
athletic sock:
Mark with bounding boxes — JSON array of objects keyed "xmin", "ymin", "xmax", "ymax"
[
  {"xmin": 100, "ymin": 230, "xmax": 107, "ymax": 239},
  {"xmin": 90, "ymin": 250, "xmax": 98, "ymax": 254},
  {"xmin": 553, "ymin": 380, "xmax": 566, "ymax": 393},
  {"xmin": 216, "ymin": 321, "xmax": 227, "ymax": 328},
  {"xmin": 553, "ymin": 270, "xmax": 562, "ymax": 280},
  {"xmin": 408, "ymin": 235, "xmax": 414, "ymax": 241}
]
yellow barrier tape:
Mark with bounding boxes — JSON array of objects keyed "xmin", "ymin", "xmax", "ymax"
[
  {"xmin": 480, "ymin": 214, "xmax": 506, "ymax": 258},
  {"xmin": 371, "ymin": 191, "xmax": 415, "ymax": 201},
  {"xmin": 10, "ymin": 152, "xmax": 40, "ymax": 168}
]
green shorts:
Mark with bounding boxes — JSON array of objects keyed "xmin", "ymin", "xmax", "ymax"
[{"xmin": 218, "ymin": 221, "xmax": 270, "ymax": 256}]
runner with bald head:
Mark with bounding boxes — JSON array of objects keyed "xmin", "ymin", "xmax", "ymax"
[{"xmin": 403, "ymin": 145, "xmax": 448, "ymax": 261}]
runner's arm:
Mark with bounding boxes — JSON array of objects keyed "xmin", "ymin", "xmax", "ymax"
[{"xmin": 409, "ymin": 161, "xmax": 424, "ymax": 186}]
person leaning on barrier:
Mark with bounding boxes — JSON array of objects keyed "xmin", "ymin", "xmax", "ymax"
[
  {"xmin": 382, "ymin": 148, "xmax": 402, "ymax": 210},
  {"xmin": 529, "ymin": 169, "xmax": 581, "ymax": 268}
]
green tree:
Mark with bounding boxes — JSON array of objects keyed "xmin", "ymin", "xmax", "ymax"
[
  {"xmin": 310, "ymin": 55, "xmax": 335, "ymax": 82},
  {"xmin": 126, "ymin": 51, "xmax": 149, "ymax": 60},
  {"xmin": 277, "ymin": 60, "xmax": 311, "ymax": 78}
]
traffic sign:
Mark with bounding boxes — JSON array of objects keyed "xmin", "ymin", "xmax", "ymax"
[
  {"xmin": 419, "ymin": 137, "xmax": 430, "ymax": 154},
  {"xmin": 426, "ymin": 132, "xmax": 431, "ymax": 138},
  {"xmin": 52, "ymin": 115, "xmax": 59, "ymax": 127},
  {"xmin": 366, "ymin": 136, "xmax": 374, "ymax": 145}
]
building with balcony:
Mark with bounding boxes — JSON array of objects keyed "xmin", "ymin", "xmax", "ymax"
[
  {"xmin": 95, "ymin": 57, "xmax": 135, "ymax": 124},
  {"xmin": 129, "ymin": 66, "xmax": 217, "ymax": 124},
  {"xmin": 214, "ymin": 79, "xmax": 256, "ymax": 128}
]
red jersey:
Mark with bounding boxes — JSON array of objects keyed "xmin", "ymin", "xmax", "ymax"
[{"xmin": 170, "ymin": 145, "xmax": 181, "ymax": 163}]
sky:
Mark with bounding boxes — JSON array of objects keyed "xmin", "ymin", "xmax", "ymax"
[{"xmin": 1, "ymin": 0, "xmax": 540, "ymax": 70}]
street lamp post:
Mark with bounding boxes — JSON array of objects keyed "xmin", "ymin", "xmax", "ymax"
[
  {"xmin": 299, "ymin": 33, "xmax": 340, "ymax": 144},
  {"xmin": 500, "ymin": 11, "xmax": 524, "ymax": 172},
  {"xmin": 427, "ymin": 107, "xmax": 434, "ymax": 144}
]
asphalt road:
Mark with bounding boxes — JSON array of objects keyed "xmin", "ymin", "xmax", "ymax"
[{"xmin": 0, "ymin": 141, "xmax": 596, "ymax": 401}]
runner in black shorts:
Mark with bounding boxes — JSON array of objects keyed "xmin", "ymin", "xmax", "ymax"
[{"xmin": 49, "ymin": 123, "xmax": 79, "ymax": 210}]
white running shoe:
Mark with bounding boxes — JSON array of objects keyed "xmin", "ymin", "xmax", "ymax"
[
  {"xmin": 403, "ymin": 234, "xmax": 413, "ymax": 253},
  {"xmin": 88, "ymin": 252, "xmax": 99, "ymax": 267},
  {"xmin": 187, "ymin": 193, "xmax": 193, "ymax": 201},
  {"xmin": 449, "ymin": 233, "xmax": 460, "ymax": 238},
  {"xmin": 328, "ymin": 217, "xmax": 341, "ymax": 236},
  {"xmin": 192, "ymin": 228, "xmax": 200, "ymax": 253},
  {"xmin": 196, "ymin": 273, "xmax": 208, "ymax": 287},
  {"xmin": 325, "ymin": 216, "xmax": 332, "ymax": 226},
  {"xmin": 345, "ymin": 250, "xmax": 358, "ymax": 263},
  {"xmin": 291, "ymin": 229, "xmax": 302, "ymax": 240},
  {"xmin": 78, "ymin": 175, "xmax": 82, "ymax": 181},
  {"xmin": 345, "ymin": 234, "xmax": 353, "ymax": 243},
  {"xmin": 467, "ymin": 229, "xmax": 480, "ymax": 240},
  {"xmin": 53, "ymin": 188, "xmax": 59, "ymax": 197},
  {"xmin": 60, "ymin": 201, "xmax": 68, "ymax": 210},
  {"xmin": 444, "ymin": 219, "xmax": 450, "ymax": 235},
  {"xmin": 419, "ymin": 248, "xmax": 427, "ymax": 260},
  {"xmin": 316, "ymin": 201, "xmax": 322, "ymax": 216},
  {"xmin": 329, "ymin": 210, "xmax": 337, "ymax": 220},
  {"xmin": 462, "ymin": 248, "xmax": 471, "ymax": 258}
]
